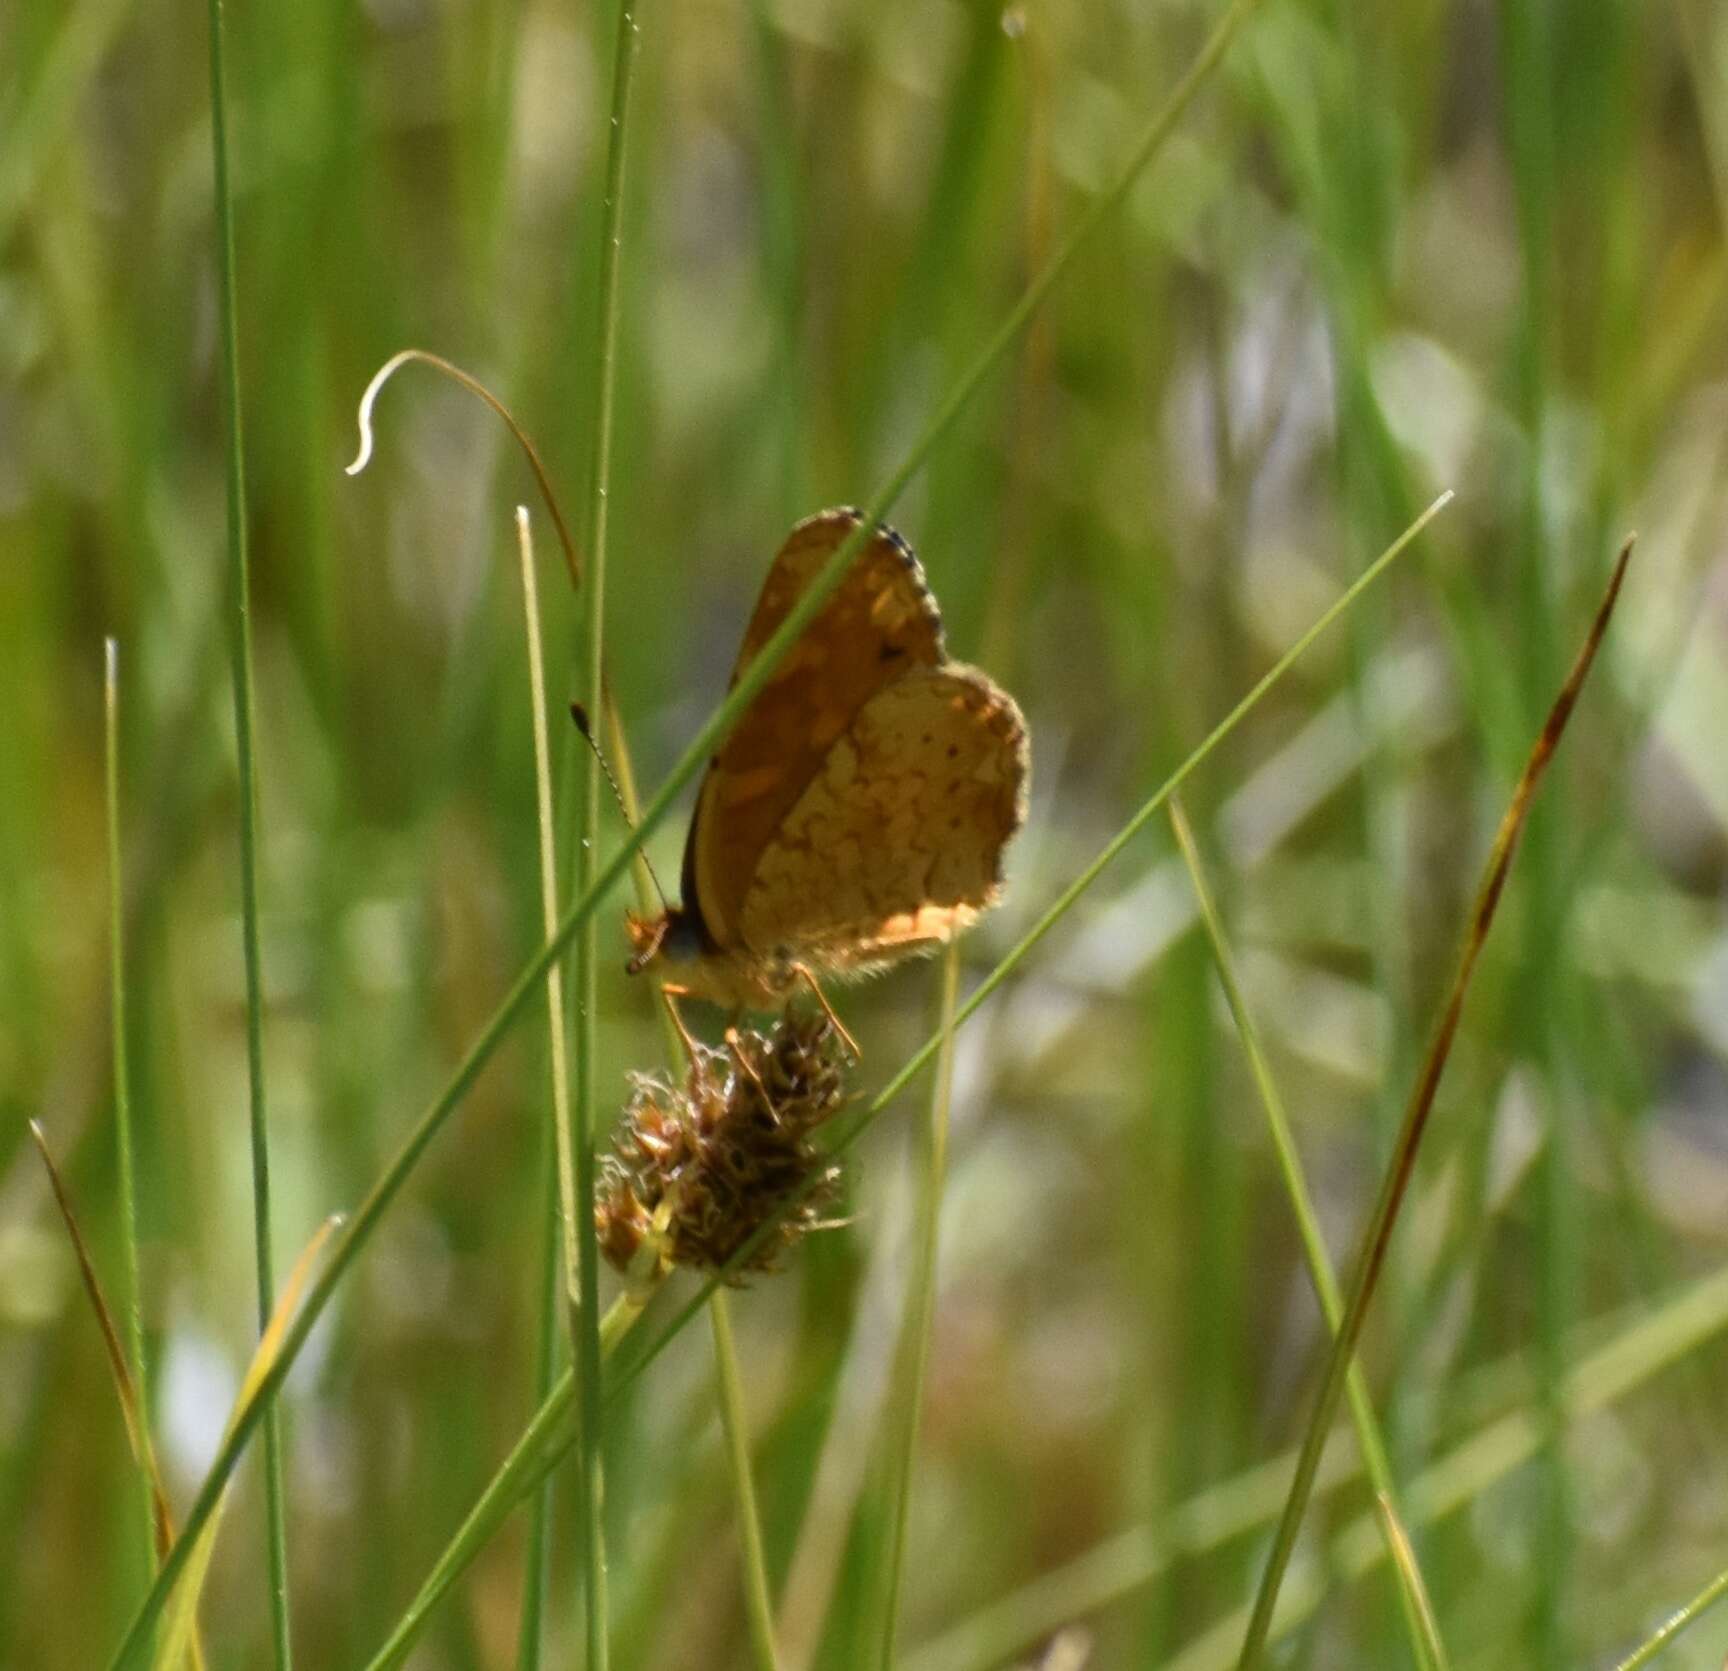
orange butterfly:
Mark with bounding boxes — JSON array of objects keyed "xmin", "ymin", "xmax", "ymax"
[{"xmin": 628, "ymin": 508, "xmax": 1029, "ymax": 1019}]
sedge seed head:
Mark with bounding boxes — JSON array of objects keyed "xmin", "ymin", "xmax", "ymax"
[{"xmin": 595, "ymin": 1011, "xmax": 850, "ymax": 1280}]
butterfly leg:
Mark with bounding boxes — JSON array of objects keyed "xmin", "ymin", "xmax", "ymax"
[
  {"xmin": 724, "ymin": 1026, "xmax": 782, "ymax": 1125},
  {"xmin": 789, "ymin": 963, "xmax": 860, "ymax": 1061},
  {"xmin": 658, "ymin": 984, "xmax": 713, "ymax": 1089}
]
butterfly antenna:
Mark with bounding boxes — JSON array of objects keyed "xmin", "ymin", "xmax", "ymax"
[{"xmin": 570, "ymin": 702, "xmax": 673, "ymax": 915}]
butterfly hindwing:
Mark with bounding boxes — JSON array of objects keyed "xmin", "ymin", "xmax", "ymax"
[
  {"xmin": 737, "ymin": 664, "xmax": 1029, "ymax": 968},
  {"xmin": 686, "ymin": 508, "xmax": 946, "ymax": 948}
]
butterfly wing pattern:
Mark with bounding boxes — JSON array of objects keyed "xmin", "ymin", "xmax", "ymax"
[
  {"xmin": 644, "ymin": 506, "xmax": 1029, "ymax": 1010},
  {"xmin": 738, "ymin": 665, "xmax": 1026, "ymax": 973}
]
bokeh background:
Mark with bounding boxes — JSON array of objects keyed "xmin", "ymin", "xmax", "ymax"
[{"xmin": 6, "ymin": 0, "xmax": 1728, "ymax": 1666}]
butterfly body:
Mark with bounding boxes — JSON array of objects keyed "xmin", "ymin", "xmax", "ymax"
[{"xmin": 630, "ymin": 508, "xmax": 1028, "ymax": 1013}]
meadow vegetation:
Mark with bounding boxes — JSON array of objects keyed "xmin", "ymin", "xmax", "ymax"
[{"xmin": 4, "ymin": 0, "xmax": 1728, "ymax": 1666}]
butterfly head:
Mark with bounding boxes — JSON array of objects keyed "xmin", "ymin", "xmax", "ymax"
[
  {"xmin": 626, "ymin": 904, "xmax": 798, "ymax": 1011},
  {"xmin": 625, "ymin": 906, "xmax": 708, "ymax": 976}
]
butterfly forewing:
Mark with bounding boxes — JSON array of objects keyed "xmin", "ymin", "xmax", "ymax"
[{"xmin": 687, "ymin": 509, "xmax": 946, "ymax": 947}]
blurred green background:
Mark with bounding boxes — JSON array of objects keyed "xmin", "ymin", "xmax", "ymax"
[{"xmin": 6, "ymin": 0, "xmax": 1728, "ymax": 1665}]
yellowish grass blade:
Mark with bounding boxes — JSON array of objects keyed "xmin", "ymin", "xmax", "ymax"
[{"xmin": 151, "ymin": 1216, "xmax": 340, "ymax": 1671}]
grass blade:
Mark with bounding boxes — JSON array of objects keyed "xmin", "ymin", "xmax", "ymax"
[
  {"xmin": 1370, "ymin": 1495, "xmax": 1446, "ymax": 1671},
  {"xmin": 27, "ymin": 1124, "xmax": 178, "ymax": 1575},
  {"xmin": 346, "ymin": 348, "xmax": 584, "ymax": 596},
  {"xmin": 203, "ymin": 0, "xmax": 291, "ymax": 1657},
  {"xmin": 152, "ymin": 1218, "xmax": 339, "ymax": 1671},
  {"xmin": 573, "ymin": 5, "xmax": 643, "ymax": 1666},
  {"xmin": 875, "ymin": 946, "xmax": 962, "ymax": 1668},
  {"xmin": 104, "ymin": 639, "xmax": 153, "ymax": 1578},
  {"xmin": 1233, "ymin": 536, "xmax": 1636, "ymax": 1670},
  {"xmin": 1167, "ymin": 799, "xmax": 1448, "ymax": 1671},
  {"xmin": 360, "ymin": 1295, "xmax": 647, "ymax": 1671},
  {"xmin": 711, "ymin": 1293, "xmax": 782, "ymax": 1671},
  {"xmin": 1611, "ymin": 1563, "xmax": 1728, "ymax": 1671},
  {"xmin": 512, "ymin": 506, "xmax": 570, "ymax": 1671}
]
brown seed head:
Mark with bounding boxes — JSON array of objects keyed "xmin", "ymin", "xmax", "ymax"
[{"xmin": 596, "ymin": 1011, "xmax": 851, "ymax": 1280}]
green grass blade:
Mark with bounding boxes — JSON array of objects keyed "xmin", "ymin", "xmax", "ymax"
[
  {"xmin": 574, "ymin": 4, "xmax": 643, "ymax": 1665},
  {"xmin": 361, "ymin": 1296, "xmax": 646, "ymax": 1671},
  {"xmin": 105, "ymin": 639, "xmax": 152, "ymax": 1580},
  {"xmin": 365, "ymin": 1378, "xmax": 579, "ymax": 1671},
  {"xmin": 711, "ymin": 1293, "xmax": 782, "ymax": 1671},
  {"xmin": 152, "ymin": 1219, "xmax": 338, "ymax": 1671},
  {"xmin": 203, "ymin": 0, "xmax": 291, "ymax": 1658},
  {"xmin": 875, "ymin": 946, "xmax": 961, "ymax": 1668},
  {"xmin": 1167, "ymin": 799, "xmax": 1448, "ymax": 1671},
  {"xmin": 513, "ymin": 508, "xmax": 570, "ymax": 1671},
  {"xmin": 516, "ymin": 1157, "xmax": 561, "ymax": 1671},
  {"xmin": 1611, "ymin": 1563, "xmax": 1728, "ymax": 1671}
]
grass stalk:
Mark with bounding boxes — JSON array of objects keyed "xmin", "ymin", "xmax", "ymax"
[
  {"xmin": 104, "ymin": 640, "xmax": 152, "ymax": 1578},
  {"xmin": 204, "ymin": 0, "xmax": 291, "ymax": 1659},
  {"xmin": 1232, "ymin": 538, "xmax": 1634, "ymax": 1670},
  {"xmin": 514, "ymin": 507, "xmax": 570, "ymax": 1671},
  {"xmin": 516, "ymin": 1156, "xmax": 560, "ymax": 1671},
  {"xmin": 1611, "ymin": 1563, "xmax": 1728, "ymax": 1671},
  {"xmin": 573, "ymin": 5, "xmax": 643, "ymax": 1665},
  {"xmin": 876, "ymin": 945, "xmax": 962, "ymax": 1668},
  {"xmin": 710, "ymin": 1293, "xmax": 781, "ymax": 1671},
  {"xmin": 105, "ymin": 14, "xmax": 1288, "ymax": 1652},
  {"xmin": 1167, "ymin": 798, "xmax": 1447, "ymax": 1671}
]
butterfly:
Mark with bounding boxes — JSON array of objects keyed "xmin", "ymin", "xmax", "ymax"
[{"xmin": 627, "ymin": 507, "xmax": 1029, "ymax": 1018}]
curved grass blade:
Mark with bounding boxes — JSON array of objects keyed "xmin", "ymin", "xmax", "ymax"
[
  {"xmin": 346, "ymin": 350, "xmax": 584, "ymax": 594},
  {"xmin": 1233, "ymin": 537, "xmax": 1636, "ymax": 1670}
]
